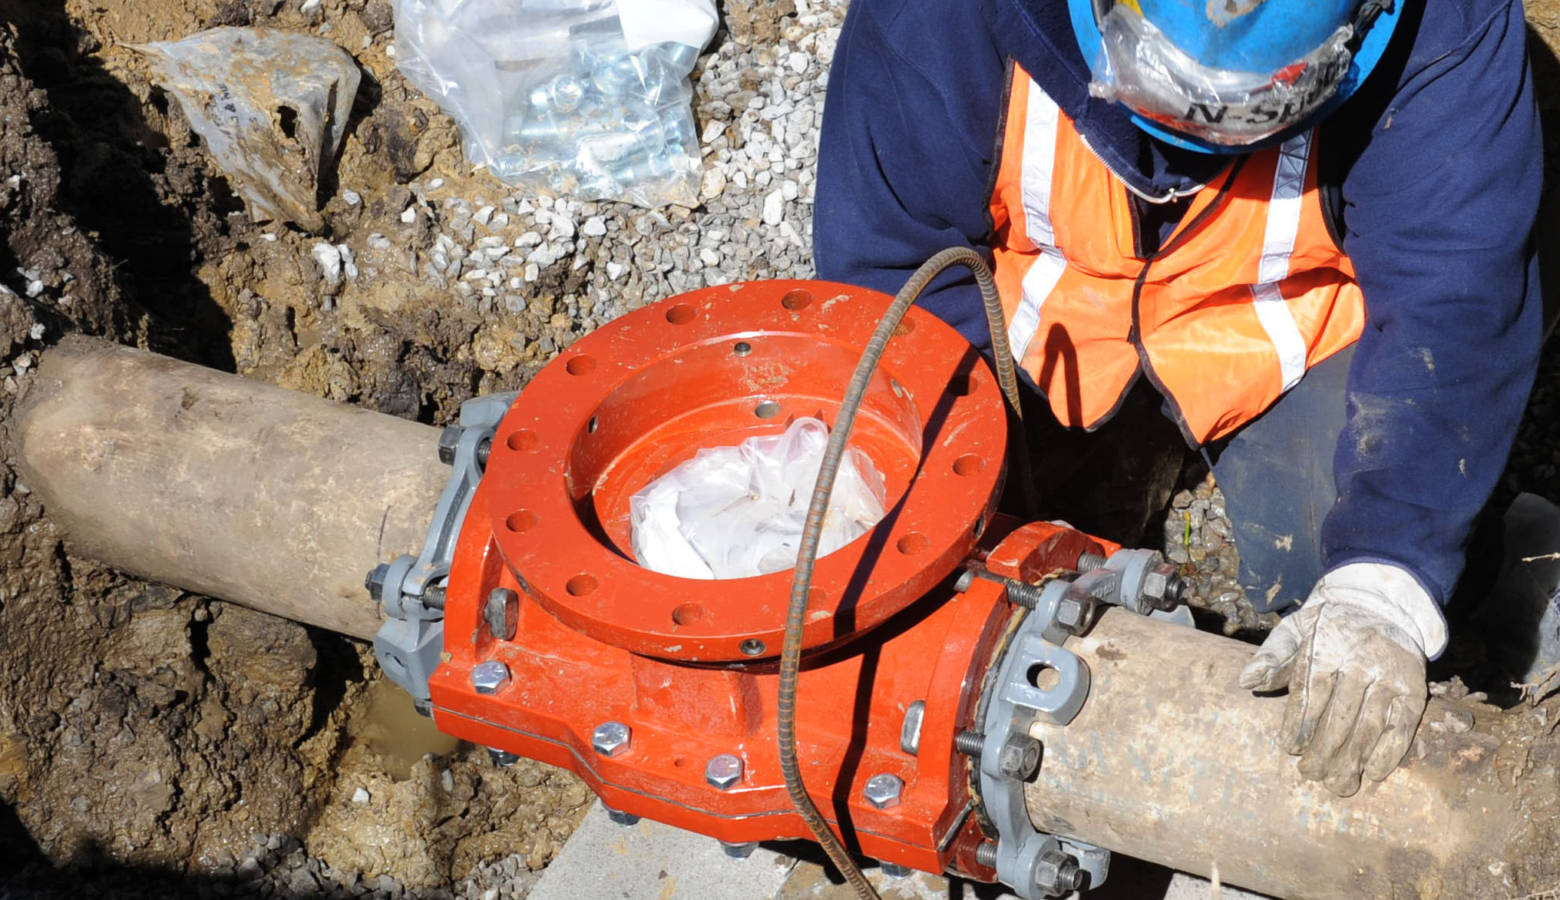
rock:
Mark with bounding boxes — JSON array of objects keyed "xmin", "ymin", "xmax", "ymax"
[
  {"xmin": 762, "ymin": 188, "xmax": 785, "ymax": 226},
  {"xmin": 312, "ymin": 242, "xmax": 343, "ymax": 285}
]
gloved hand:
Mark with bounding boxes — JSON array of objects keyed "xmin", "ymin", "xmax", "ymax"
[{"xmin": 1238, "ymin": 563, "xmax": 1447, "ymax": 797}]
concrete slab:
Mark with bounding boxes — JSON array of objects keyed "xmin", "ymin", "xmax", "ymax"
[
  {"xmin": 528, "ymin": 802, "xmax": 798, "ymax": 900},
  {"xmin": 1161, "ymin": 872, "xmax": 1272, "ymax": 900},
  {"xmin": 531, "ymin": 804, "xmax": 1274, "ymax": 900},
  {"xmin": 774, "ymin": 858, "xmax": 1272, "ymax": 900}
]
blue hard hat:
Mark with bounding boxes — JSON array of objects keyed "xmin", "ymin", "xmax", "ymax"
[{"xmin": 1069, "ymin": 0, "xmax": 1403, "ymax": 153}]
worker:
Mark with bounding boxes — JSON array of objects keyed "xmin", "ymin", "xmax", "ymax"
[{"xmin": 814, "ymin": 0, "xmax": 1543, "ymax": 796}]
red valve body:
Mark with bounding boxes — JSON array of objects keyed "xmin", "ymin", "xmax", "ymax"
[{"xmin": 425, "ymin": 282, "xmax": 1116, "ymax": 876}]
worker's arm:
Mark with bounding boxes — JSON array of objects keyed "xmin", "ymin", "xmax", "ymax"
[
  {"xmin": 1243, "ymin": 0, "xmax": 1543, "ymax": 797},
  {"xmin": 813, "ymin": 0, "xmax": 1010, "ymax": 350},
  {"xmin": 1324, "ymin": 0, "xmax": 1542, "ymax": 609}
]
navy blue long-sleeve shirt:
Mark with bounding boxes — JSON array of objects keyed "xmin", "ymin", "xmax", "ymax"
[{"xmin": 814, "ymin": 0, "xmax": 1543, "ymax": 605}]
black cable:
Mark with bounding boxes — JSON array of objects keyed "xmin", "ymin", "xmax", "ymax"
[{"xmin": 777, "ymin": 248, "xmax": 1024, "ymax": 898}]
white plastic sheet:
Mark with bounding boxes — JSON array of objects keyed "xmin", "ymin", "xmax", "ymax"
[
  {"xmin": 630, "ymin": 418, "xmax": 888, "ymax": 580},
  {"xmin": 392, "ymin": 0, "xmax": 716, "ymax": 207}
]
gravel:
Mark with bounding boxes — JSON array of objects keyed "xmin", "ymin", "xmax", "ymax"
[
  {"xmin": 1162, "ymin": 474, "xmax": 1276, "ymax": 635},
  {"xmin": 325, "ymin": 1, "xmax": 838, "ymax": 358}
]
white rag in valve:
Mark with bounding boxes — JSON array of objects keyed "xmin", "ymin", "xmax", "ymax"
[{"xmin": 629, "ymin": 417, "xmax": 888, "ymax": 579}]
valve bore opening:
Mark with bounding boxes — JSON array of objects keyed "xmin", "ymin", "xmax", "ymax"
[{"xmin": 565, "ymin": 335, "xmax": 925, "ymax": 571}]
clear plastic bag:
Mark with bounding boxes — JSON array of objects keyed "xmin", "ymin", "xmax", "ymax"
[
  {"xmin": 630, "ymin": 418, "xmax": 888, "ymax": 580},
  {"xmin": 392, "ymin": 0, "xmax": 715, "ymax": 207}
]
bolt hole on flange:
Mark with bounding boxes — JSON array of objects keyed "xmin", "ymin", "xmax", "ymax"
[
  {"xmin": 753, "ymin": 400, "xmax": 782, "ymax": 419},
  {"xmin": 565, "ymin": 355, "xmax": 596, "ymax": 376},
  {"xmin": 895, "ymin": 533, "xmax": 930, "ymax": 555},
  {"xmin": 739, "ymin": 638, "xmax": 767, "ymax": 657},
  {"xmin": 1027, "ymin": 663, "xmax": 1061, "ymax": 691},
  {"xmin": 953, "ymin": 454, "xmax": 985, "ymax": 476},
  {"xmin": 506, "ymin": 510, "xmax": 538, "ymax": 533},
  {"xmin": 665, "ymin": 303, "xmax": 697, "ymax": 324},
  {"xmin": 672, "ymin": 602, "xmax": 707, "ymax": 626},
  {"xmin": 566, "ymin": 574, "xmax": 599, "ymax": 597},
  {"xmin": 587, "ymin": 416, "xmax": 599, "ymax": 434},
  {"xmin": 781, "ymin": 289, "xmax": 812, "ymax": 311},
  {"xmin": 732, "ymin": 341, "xmax": 752, "ymax": 356},
  {"xmin": 893, "ymin": 317, "xmax": 916, "ymax": 337},
  {"xmin": 506, "ymin": 429, "xmax": 539, "ymax": 451}
]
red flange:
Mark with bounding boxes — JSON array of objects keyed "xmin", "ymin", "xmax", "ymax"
[{"xmin": 483, "ymin": 280, "xmax": 1007, "ymax": 662}]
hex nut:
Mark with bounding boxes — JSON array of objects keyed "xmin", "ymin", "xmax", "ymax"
[
  {"xmin": 437, "ymin": 424, "xmax": 461, "ymax": 464},
  {"xmin": 997, "ymin": 734, "xmax": 1042, "ymax": 782},
  {"xmin": 365, "ymin": 563, "xmax": 390, "ymax": 601},
  {"xmin": 470, "ymin": 660, "xmax": 511, "ymax": 695},
  {"xmin": 705, "ymin": 754, "xmax": 744, "ymax": 790},
  {"xmin": 862, "ymin": 773, "xmax": 904, "ymax": 810},
  {"xmin": 485, "ymin": 587, "xmax": 519, "ymax": 641},
  {"xmin": 1033, "ymin": 847, "xmax": 1084, "ymax": 894},
  {"xmin": 486, "ymin": 747, "xmax": 519, "ymax": 767},
  {"xmin": 899, "ymin": 700, "xmax": 926, "ymax": 756},
  {"xmin": 721, "ymin": 840, "xmax": 758, "ymax": 859},
  {"xmin": 592, "ymin": 721, "xmax": 631, "ymax": 757},
  {"xmin": 1056, "ymin": 595, "xmax": 1090, "ymax": 633},
  {"xmin": 1142, "ymin": 562, "xmax": 1184, "ymax": 610},
  {"xmin": 605, "ymin": 806, "xmax": 640, "ymax": 827}
]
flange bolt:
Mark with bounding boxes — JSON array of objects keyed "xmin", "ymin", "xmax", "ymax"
[
  {"xmin": 1034, "ymin": 847, "xmax": 1084, "ymax": 896},
  {"xmin": 592, "ymin": 721, "xmax": 631, "ymax": 758},
  {"xmin": 705, "ymin": 754, "xmax": 744, "ymax": 790},
  {"xmin": 471, "ymin": 660, "xmax": 511, "ymax": 695},
  {"xmin": 954, "ymin": 730, "xmax": 985, "ymax": 757},
  {"xmin": 437, "ymin": 425, "xmax": 461, "ymax": 464},
  {"xmin": 365, "ymin": 563, "xmax": 390, "ymax": 601},
  {"xmin": 997, "ymin": 734, "xmax": 1042, "ymax": 782},
  {"xmin": 899, "ymin": 700, "xmax": 926, "ymax": 755},
  {"xmin": 974, "ymin": 842, "xmax": 999, "ymax": 869},
  {"xmin": 485, "ymin": 587, "xmax": 519, "ymax": 641},
  {"xmin": 1142, "ymin": 561, "xmax": 1186, "ymax": 611},
  {"xmin": 721, "ymin": 840, "xmax": 758, "ymax": 859},
  {"xmin": 863, "ymin": 773, "xmax": 904, "ymax": 810}
]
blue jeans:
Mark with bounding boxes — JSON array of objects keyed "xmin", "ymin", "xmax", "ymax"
[
  {"xmin": 1205, "ymin": 347, "xmax": 1354, "ymax": 614},
  {"xmin": 1202, "ymin": 349, "xmax": 1560, "ymax": 681}
]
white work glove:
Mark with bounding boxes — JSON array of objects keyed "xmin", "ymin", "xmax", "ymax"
[{"xmin": 1238, "ymin": 563, "xmax": 1448, "ymax": 797}]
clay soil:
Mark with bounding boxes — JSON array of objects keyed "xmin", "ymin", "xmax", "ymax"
[
  {"xmin": 0, "ymin": 0, "xmax": 594, "ymax": 894},
  {"xmin": 0, "ymin": 1, "xmax": 1558, "ymax": 899}
]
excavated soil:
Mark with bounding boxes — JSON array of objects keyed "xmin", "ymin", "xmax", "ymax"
[
  {"xmin": 0, "ymin": 1, "xmax": 1558, "ymax": 898},
  {"xmin": 0, "ymin": 0, "xmax": 594, "ymax": 894}
]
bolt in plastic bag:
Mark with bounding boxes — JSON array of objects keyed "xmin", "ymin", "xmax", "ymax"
[
  {"xmin": 392, "ymin": 0, "xmax": 716, "ymax": 207},
  {"xmin": 630, "ymin": 418, "xmax": 888, "ymax": 580}
]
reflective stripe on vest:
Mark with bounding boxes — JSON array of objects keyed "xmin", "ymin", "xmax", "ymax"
[{"xmin": 987, "ymin": 65, "xmax": 1366, "ymax": 445}]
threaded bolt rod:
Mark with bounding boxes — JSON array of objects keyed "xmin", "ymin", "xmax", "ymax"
[
  {"xmin": 955, "ymin": 730, "xmax": 985, "ymax": 756},
  {"xmin": 975, "ymin": 842, "xmax": 999, "ymax": 868}
]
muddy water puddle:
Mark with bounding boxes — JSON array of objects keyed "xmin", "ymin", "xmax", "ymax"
[{"xmin": 354, "ymin": 677, "xmax": 461, "ymax": 779}]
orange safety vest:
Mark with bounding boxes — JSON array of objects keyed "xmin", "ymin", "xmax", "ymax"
[{"xmin": 988, "ymin": 65, "xmax": 1366, "ymax": 445}]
